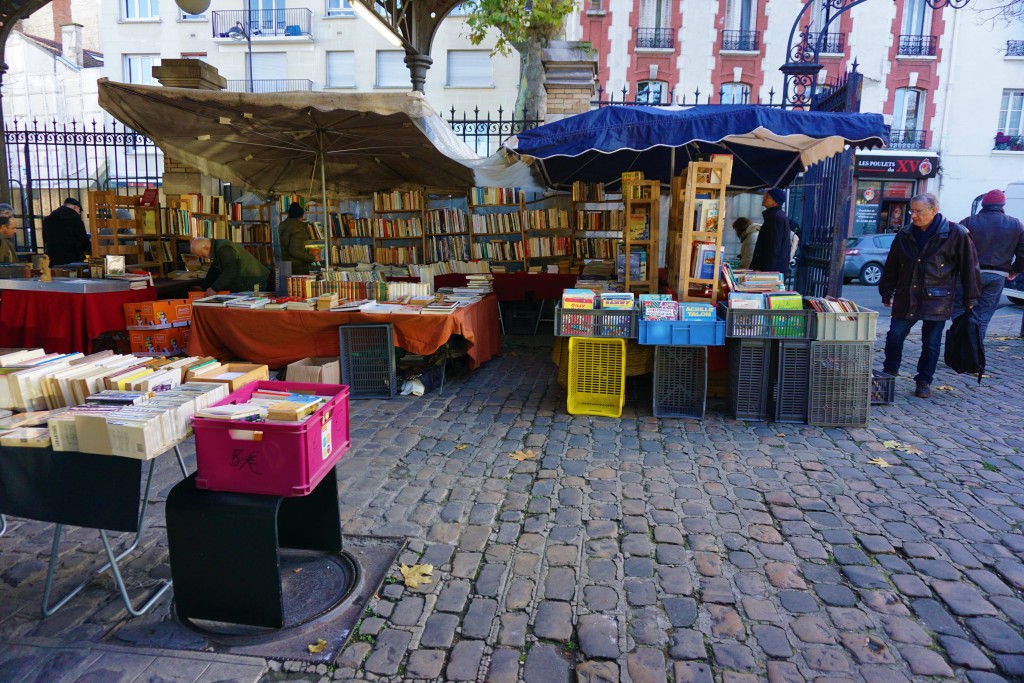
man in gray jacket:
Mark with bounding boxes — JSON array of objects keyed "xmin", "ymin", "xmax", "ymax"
[{"xmin": 959, "ymin": 189, "xmax": 1024, "ymax": 336}]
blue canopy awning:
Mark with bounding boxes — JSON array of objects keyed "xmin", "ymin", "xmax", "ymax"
[{"xmin": 505, "ymin": 105, "xmax": 889, "ymax": 191}]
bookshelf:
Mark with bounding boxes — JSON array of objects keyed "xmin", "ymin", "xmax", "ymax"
[
  {"xmin": 373, "ymin": 190, "xmax": 425, "ymax": 266},
  {"xmin": 164, "ymin": 193, "xmax": 230, "ymax": 270},
  {"xmin": 303, "ymin": 198, "xmax": 375, "ymax": 266},
  {"xmin": 227, "ymin": 202, "xmax": 274, "ymax": 266},
  {"xmin": 426, "ymin": 194, "xmax": 471, "ymax": 263},
  {"xmin": 621, "ymin": 179, "xmax": 660, "ymax": 294},
  {"xmin": 522, "ymin": 195, "xmax": 572, "ymax": 270},
  {"xmin": 668, "ymin": 158, "xmax": 732, "ymax": 303},
  {"xmin": 87, "ymin": 191, "xmax": 166, "ymax": 273},
  {"xmin": 468, "ymin": 187, "xmax": 525, "ymax": 271},
  {"xmin": 571, "ymin": 181, "xmax": 625, "ymax": 269}
]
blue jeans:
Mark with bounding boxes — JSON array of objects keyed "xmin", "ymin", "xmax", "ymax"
[
  {"xmin": 883, "ymin": 317, "xmax": 945, "ymax": 384},
  {"xmin": 953, "ymin": 272, "xmax": 1005, "ymax": 338}
]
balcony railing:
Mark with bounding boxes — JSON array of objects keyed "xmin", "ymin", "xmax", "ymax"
[
  {"xmin": 212, "ymin": 9, "xmax": 312, "ymax": 39},
  {"xmin": 994, "ymin": 133, "xmax": 1024, "ymax": 151},
  {"xmin": 226, "ymin": 79, "xmax": 314, "ymax": 93},
  {"xmin": 636, "ymin": 27, "xmax": 673, "ymax": 49},
  {"xmin": 888, "ymin": 129, "xmax": 928, "ymax": 150},
  {"xmin": 804, "ymin": 31, "xmax": 846, "ymax": 54},
  {"xmin": 720, "ymin": 30, "xmax": 760, "ymax": 52},
  {"xmin": 897, "ymin": 34, "xmax": 937, "ymax": 57},
  {"xmin": 1008, "ymin": 40, "xmax": 1024, "ymax": 57}
]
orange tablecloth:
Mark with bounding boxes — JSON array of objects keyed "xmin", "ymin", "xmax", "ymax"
[{"xmin": 188, "ymin": 295, "xmax": 501, "ymax": 370}]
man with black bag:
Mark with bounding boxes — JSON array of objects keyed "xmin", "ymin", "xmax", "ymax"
[{"xmin": 878, "ymin": 193, "xmax": 981, "ymax": 399}]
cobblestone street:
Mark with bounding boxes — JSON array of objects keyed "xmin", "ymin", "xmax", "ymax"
[{"xmin": 1, "ymin": 312, "xmax": 1023, "ymax": 682}]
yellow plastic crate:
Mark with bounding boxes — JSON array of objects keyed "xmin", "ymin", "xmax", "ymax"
[{"xmin": 567, "ymin": 337, "xmax": 626, "ymax": 418}]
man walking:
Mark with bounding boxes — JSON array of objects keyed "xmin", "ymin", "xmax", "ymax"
[
  {"xmin": 959, "ymin": 189, "xmax": 1024, "ymax": 336},
  {"xmin": 879, "ymin": 193, "xmax": 980, "ymax": 398}
]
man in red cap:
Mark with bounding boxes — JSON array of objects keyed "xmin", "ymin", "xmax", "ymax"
[{"xmin": 959, "ymin": 189, "xmax": 1024, "ymax": 336}]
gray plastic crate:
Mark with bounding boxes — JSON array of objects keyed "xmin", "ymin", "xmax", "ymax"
[
  {"xmin": 718, "ymin": 303, "xmax": 813, "ymax": 340},
  {"xmin": 653, "ymin": 346, "xmax": 707, "ymax": 419},
  {"xmin": 772, "ymin": 340, "xmax": 811, "ymax": 423},
  {"xmin": 871, "ymin": 370, "xmax": 896, "ymax": 405},
  {"xmin": 338, "ymin": 323, "xmax": 397, "ymax": 399},
  {"xmin": 554, "ymin": 304, "xmax": 638, "ymax": 339},
  {"xmin": 811, "ymin": 309, "xmax": 879, "ymax": 341},
  {"xmin": 728, "ymin": 339, "xmax": 770, "ymax": 421},
  {"xmin": 808, "ymin": 341, "xmax": 872, "ymax": 427}
]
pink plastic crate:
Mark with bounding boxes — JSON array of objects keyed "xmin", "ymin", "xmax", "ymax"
[{"xmin": 193, "ymin": 381, "xmax": 351, "ymax": 496}]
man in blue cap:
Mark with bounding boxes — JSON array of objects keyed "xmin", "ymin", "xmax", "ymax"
[{"xmin": 749, "ymin": 188, "xmax": 792, "ymax": 272}]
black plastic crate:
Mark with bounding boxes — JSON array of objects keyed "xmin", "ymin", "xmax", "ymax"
[
  {"xmin": 502, "ymin": 303, "xmax": 540, "ymax": 336},
  {"xmin": 808, "ymin": 341, "xmax": 872, "ymax": 427},
  {"xmin": 728, "ymin": 339, "xmax": 770, "ymax": 421},
  {"xmin": 871, "ymin": 370, "xmax": 896, "ymax": 405},
  {"xmin": 653, "ymin": 346, "xmax": 707, "ymax": 419},
  {"xmin": 338, "ymin": 323, "xmax": 397, "ymax": 399},
  {"xmin": 773, "ymin": 340, "xmax": 811, "ymax": 423}
]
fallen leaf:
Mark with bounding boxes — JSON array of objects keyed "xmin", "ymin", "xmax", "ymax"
[
  {"xmin": 993, "ymin": 336, "xmax": 1012, "ymax": 341},
  {"xmin": 510, "ymin": 449, "xmax": 538, "ymax": 461},
  {"xmin": 293, "ymin": 568, "xmax": 303, "ymax": 574},
  {"xmin": 868, "ymin": 457, "xmax": 893, "ymax": 469},
  {"xmin": 307, "ymin": 639, "xmax": 327, "ymax": 654},
  {"xmin": 399, "ymin": 563, "xmax": 434, "ymax": 589},
  {"xmin": 454, "ymin": 444, "xmax": 469, "ymax": 450},
  {"xmin": 882, "ymin": 440, "xmax": 901, "ymax": 450},
  {"xmin": 934, "ymin": 385, "xmax": 955, "ymax": 392},
  {"xmin": 882, "ymin": 440, "xmax": 924, "ymax": 456}
]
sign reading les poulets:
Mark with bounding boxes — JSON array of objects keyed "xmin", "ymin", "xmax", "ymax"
[{"xmin": 855, "ymin": 154, "xmax": 939, "ymax": 180}]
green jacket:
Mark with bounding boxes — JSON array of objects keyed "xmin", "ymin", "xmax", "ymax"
[
  {"xmin": 0, "ymin": 236, "xmax": 16, "ymax": 263},
  {"xmin": 278, "ymin": 217, "xmax": 315, "ymax": 275},
  {"xmin": 200, "ymin": 239, "xmax": 270, "ymax": 292}
]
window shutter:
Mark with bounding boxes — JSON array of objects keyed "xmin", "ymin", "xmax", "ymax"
[
  {"xmin": 250, "ymin": 52, "xmax": 287, "ymax": 81},
  {"xmin": 327, "ymin": 51, "xmax": 356, "ymax": 87},
  {"xmin": 376, "ymin": 51, "xmax": 407, "ymax": 88},
  {"xmin": 447, "ymin": 51, "xmax": 492, "ymax": 88}
]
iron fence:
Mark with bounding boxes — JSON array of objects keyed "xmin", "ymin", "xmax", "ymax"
[
  {"xmin": 889, "ymin": 129, "xmax": 929, "ymax": 150},
  {"xmin": 3, "ymin": 119, "xmax": 163, "ymax": 252},
  {"xmin": 212, "ymin": 8, "xmax": 313, "ymax": 38},
  {"xmin": 446, "ymin": 107, "xmax": 542, "ymax": 157},
  {"xmin": 720, "ymin": 30, "xmax": 760, "ymax": 52},
  {"xmin": 1008, "ymin": 40, "xmax": 1024, "ymax": 57},
  {"xmin": 636, "ymin": 27, "xmax": 673, "ymax": 49},
  {"xmin": 226, "ymin": 79, "xmax": 314, "ymax": 93},
  {"xmin": 805, "ymin": 31, "xmax": 846, "ymax": 54},
  {"xmin": 592, "ymin": 84, "xmax": 786, "ymax": 108},
  {"xmin": 897, "ymin": 35, "xmax": 937, "ymax": 57}
]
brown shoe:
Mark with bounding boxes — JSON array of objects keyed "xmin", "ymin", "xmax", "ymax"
[{"xmin": 914, "ymin": 381, "xmax": 931, "ymax": 398}]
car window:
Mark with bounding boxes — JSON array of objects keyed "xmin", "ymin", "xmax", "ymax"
[{"xmin": 874, "ymin": 235, "xmax": 895, "ymax": 249}]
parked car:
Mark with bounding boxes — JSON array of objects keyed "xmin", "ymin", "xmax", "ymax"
[{"xmin": 843, "ymin": 233, "xmax": 895, "ymax": 285}]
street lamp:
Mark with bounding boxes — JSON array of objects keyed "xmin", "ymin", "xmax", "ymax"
[{"xmin": 227, "ymin": 21, "xmax": 254, "ymax": 93}]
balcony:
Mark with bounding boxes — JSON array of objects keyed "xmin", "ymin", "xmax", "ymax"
[
  {"xmin": 897, "ymin": 34, "xmax": 937, "ymax": 57},
  {"xmin": 804, "ymin": 31, "xmax": 846, "ymax": 55},
  {"xmin": 888, "ymin": 129, "xmax": 928, "ymax": 150},
  {"xmin": 636, "ymin": 27, "xmax": 673, "ymax": 49},
  {"xmin": 994, "ymin": 133, "xmax": 1024, "ymax": 151},
  {"xmin": 212, "ymin": 9, "xmax": 313, "ymax": 39},
  {"xmin": 720, "ymin": 30, "xmax": 760, "ymax": 52},
  {"xmin": 226, "ymin": 79, "xmax": 314, "ymax": 93},
  {"xmin": 1008, "ymin": 40, "xmax": 1024, "ymax": 57}
]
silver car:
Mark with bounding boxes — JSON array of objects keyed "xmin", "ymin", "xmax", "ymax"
[{"xmin": 843, "ymin": 233, "xmax": 895, "ymax": 286}]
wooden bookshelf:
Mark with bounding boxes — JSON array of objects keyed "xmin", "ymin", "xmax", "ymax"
[
  {"xmin": 570, "ymin": 181, "xmax": 625, "ymax": 269},
  {"xmin": 87, "ymin": 190, "xmax": 166, "ymax": 273},
  {"xmin": 522, "ymin": 196, "xmax": 572, "ymax": 269},
  {"xmin": 621, "ymin": 179, "xmax": 660, "ymax": 294},
  {"xmin": 468, "ymin": 187, "xmax": 525, "ymax": 271},
  {"xmin": 373, "ymin": 190, "xmax": 425, "ymax": 265},
  {"xmin": 668, "ymin": 158, "xmax": 732, "ymax": 304}
]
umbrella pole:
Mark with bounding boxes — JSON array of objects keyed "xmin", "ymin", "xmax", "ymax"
[{"xmin": 318, "ymin": 130, "xmax": 331, "ymax": 270}]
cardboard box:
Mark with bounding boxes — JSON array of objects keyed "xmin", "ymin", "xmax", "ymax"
[
  {"xmin": 152, "ymin": 327, "xmax": 190, "ymax": 354},
  {"xmin": 285, "ymin": 357, "xmax": 341, "ymax": 384},
  {"xmin": 168, "ymin": 298, "xmax": 193, "ymax": 324},
  {"xmin": 129, "ymin": 330, "xmax": 157, "ymax": 354},
  {"xmin": 191, "ymin": 363, "xmax": 270, "ymax": 392},
  {"xmin": 124, "ymin": 301, "xmax": 175, "ymax": 327}
]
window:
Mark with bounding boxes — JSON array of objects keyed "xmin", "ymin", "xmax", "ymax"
[
  {"xmin": 892, "ymin": 87, "xmax": 924, "ymax": 131},
  {"xmin": 327, "ymin": 51, "xmax": 356, "ymax": 88},
  {"xmin": 447, "ymin": 51, "xmax": 492, "ymax": 88},
  {"xmin": 639, "ymin": 0, "xmax": 670, "ymax": 29},
  {"xmin": 998, "ymin": 89, "xmax": 1024, "ymax": 135},
  {"xmin": 636, "ymin": 81, "xmax": 665, "ymax": 104},
  {"xmin": 124, "ymin": 54, "xmax": 160, "ymax": 85},
  {"xmin": 376, "ymin": 51, "xmax": 408, "ymax": 88},
  {"xmin": 249, "ymin": 0, "xmax": 286, "ymax": 32},
  {"xmin": 724, "ymin": 0, "xmax": 754, "ymax": 32},
  {"xmin": 326, "ymin": 0, "xmax": 353, "ymax": 17},
  {"xmin": 902, "ymin": 0, "xmax": 932, "ymax": 36},
  {"xmin": 248, "ymin": 52, "xmax": 287, "ymax": 82},
  {"xmin": 181, "ymin": 52, "xmax": 208, "ymax": 60},
  {"xmin": 721, "ymin": 82, "xmax": 751, "ymax": 104},
  {"xmin": 180, "ymin": 9, "xmax": 206, "ymax": 20},
  {"xmin": 124, "ymin": 0, "xmax": 158, "ymax": 20}
]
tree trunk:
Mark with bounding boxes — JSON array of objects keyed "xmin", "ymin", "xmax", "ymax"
[{"xmin": 514, "ymin": 40, "xmax": 546, "ymax": 122}]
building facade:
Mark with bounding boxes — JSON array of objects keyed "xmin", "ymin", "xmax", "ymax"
[{"xmin": 572, "ymin": 0, "xmax": 1024, "ymax": 229}]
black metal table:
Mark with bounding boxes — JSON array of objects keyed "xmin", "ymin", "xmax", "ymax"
[{"xmin": 166, "ymin": 468, "xmax": 343, "ymax": 629}]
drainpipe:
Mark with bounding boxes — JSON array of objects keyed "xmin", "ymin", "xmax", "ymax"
[{"xmin": 936, "ymin": 8, "xmax": 960, "ymax": 197}]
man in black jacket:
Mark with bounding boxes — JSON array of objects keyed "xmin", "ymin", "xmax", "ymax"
[
  {"xmin": 959, "ymin": 189, "xmax": 1024, "ymax": 336},
  {"xmin": 879, "ymin": 192, "xmax": 981, "ymax": 398},
  {"xmin": 42, "ymin": 197, "xmax": 90, "ymax": 265},
  {"xmin": 750, "ymin": 188, "xmax": 792, "ymax": 272}
]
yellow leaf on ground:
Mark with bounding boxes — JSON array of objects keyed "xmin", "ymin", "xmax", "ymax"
[
  {"xmin": 399, "ymin": 563, "xmax": 434, "ymax": 589},
  {"xmin": 883, "ymin": 440, "xmax": 924, "ymax": 456},
  {"xmin": 934, "ymin": 385, "xmax": 955, "ymax": 392},
  {"xmin": 454, "ymin": 444, "xmax": 469, "ymax": 450},
  {"xmin": 882, "ymin": 440, "xmax": 901, "ymax": 450},
  {"xmin": 868, "ymin": 457, "xmax": 893, "ymax": 469},
  {"xmin": 510, "ymin": 449, "xmax": 538, "ymax": 461},
  {"xmin": 307, "ymin": 639, "xmax": 327, "ymax": 654}
]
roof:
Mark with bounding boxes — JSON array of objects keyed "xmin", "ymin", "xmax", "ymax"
[{"xmin": 20, "ymin": 32, "xmax": 103, "ymax": 69}]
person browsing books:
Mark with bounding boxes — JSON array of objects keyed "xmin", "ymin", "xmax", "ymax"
[
  {"xmin": 749, "ymin": 189, "xmax": 792, "ymax": 272},
  {"xmin": 732, "ymin": 217, "xmax": 760, "ymax": 269},
  {"xmin": 278, "ymin": 203, "xmax": 319, "ymax": 275},
  {"xmin": 42, "ymin": 197, "xmax": 91, "ymax": 265},
  {"xmin": 0, "ymin": 214, "xmax": 18, "ymax": 262},
  {"xmin": 190, "ymin": 237, "xmax": 270, "ymax": 296}
]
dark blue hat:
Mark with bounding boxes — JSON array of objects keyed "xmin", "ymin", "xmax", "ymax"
[{"xmin": 765, "ymin": 188, "xmax": 787, "ymax": 206}]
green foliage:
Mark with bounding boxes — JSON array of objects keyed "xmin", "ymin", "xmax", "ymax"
[{"xmin": 463, "ymin": 0, "xmax": 577, "ymax": 55}]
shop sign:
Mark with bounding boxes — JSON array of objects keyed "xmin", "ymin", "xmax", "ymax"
[{"xmin": 855, "ymin": 154, "xmax": 939, "ymax": 180}]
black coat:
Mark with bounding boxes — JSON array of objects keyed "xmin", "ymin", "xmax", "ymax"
[
  {"xmin": 750, "ymin": 205, "xmax": 791, "ymax": 272},
  {"xmin": 42, "ymin": 205, "xmax": 90, "ymax": 265},
  {"xmin": 878, "ymin": 215, "xmax": 981, "ymax": 321},
  {"xmin": 959, "ymin": 206, "xmax": 1024, "ymax": 275}
]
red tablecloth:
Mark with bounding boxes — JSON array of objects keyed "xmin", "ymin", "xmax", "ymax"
[
  {"xmin": 389, "ymin": 273, "xmax": 579, "ymax": 301},
  {"xmin": 188, "ymin": 295, "xmax": 501, "ymax": 370},
  {"xmin": 0, "ymin": 286, "xmax": 157, "ymax": 354}
]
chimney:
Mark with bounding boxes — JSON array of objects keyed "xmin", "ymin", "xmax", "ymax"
[{"xmin": 61, "ymin": 23, "xmax": 83, "ymax": 67}]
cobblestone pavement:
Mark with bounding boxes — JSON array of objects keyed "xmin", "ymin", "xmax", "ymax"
[{"xmin": 1, "ymin": 310, "xmax": 1022, "ymax": 683}]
